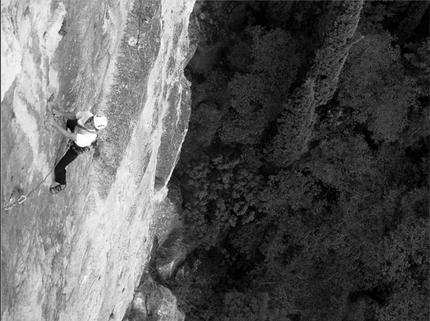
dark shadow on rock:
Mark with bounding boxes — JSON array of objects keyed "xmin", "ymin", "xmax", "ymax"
[{"xmin": 154, "ymin": 176, "xmax": 165, "ymax": 192}]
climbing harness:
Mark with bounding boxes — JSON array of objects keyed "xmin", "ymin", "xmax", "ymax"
[{"xmin": 2, "ymin": 168, "xmax": 55, "ymax": 212}]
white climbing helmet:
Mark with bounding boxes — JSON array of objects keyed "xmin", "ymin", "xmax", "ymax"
[{"xmin": 93, "ymin": 115, "xmax": 108, "ymax": 130}]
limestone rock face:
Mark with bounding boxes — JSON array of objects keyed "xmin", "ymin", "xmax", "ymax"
[
  {"xmin": 125, "ymin": 274, "xmax": 185, "ymax": 321},
  {"xmin": 1, "ymin": 0, "xmax": 195, "ymax": 320}
]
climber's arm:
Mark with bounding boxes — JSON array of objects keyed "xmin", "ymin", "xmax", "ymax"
[{"xmin": 50, "ymin": 119, "xmax": 77, "ymax": 141}]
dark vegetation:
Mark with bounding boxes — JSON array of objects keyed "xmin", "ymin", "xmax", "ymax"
[{"xmin": 169, "ymin": 1, "xmax": 429, "ymax": 320}]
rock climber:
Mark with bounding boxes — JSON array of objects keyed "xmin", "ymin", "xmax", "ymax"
[{"xmin": 49, "ymin": 109, "xmax": 107, "ymax": 194}]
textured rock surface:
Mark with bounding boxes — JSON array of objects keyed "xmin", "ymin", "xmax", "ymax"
[
  {"xmin": 125, "ymin": 273, "xmax": 185, "ymax": 321},
  {"xmin": 1, "ymin": 0, "xmax": 195, "ymax": 320}
]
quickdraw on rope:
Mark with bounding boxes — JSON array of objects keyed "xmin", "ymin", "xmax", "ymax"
[{"xmin": 3, "ymin": 168, "xmax": 54, "ymax": 212}]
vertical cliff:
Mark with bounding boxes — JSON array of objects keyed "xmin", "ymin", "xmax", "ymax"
[{"xmin": 1, "ymin": 0, "xmax": 195, "ymax": 320}]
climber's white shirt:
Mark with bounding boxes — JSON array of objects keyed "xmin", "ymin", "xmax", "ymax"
[{"xmin": 75, "ymin": 111, "xmax": 97, "ymax": 147}]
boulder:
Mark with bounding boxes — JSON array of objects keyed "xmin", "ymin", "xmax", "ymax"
[{"xmin": 124, "ymin": 274, "xmax": 184, "ymax": 321}]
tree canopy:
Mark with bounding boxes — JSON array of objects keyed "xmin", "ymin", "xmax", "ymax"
[{"xmin": 165, "ymin": 1, "xmax": 429, "ymax": 320}]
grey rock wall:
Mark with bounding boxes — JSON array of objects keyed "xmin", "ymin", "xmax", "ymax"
[{"xmin": 1, "ymin": 0, "xmax": 195, "ymax": 320}]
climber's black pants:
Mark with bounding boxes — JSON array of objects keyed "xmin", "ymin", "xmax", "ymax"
[
  {"xmin": 53, "ymin": 119, "xmax": 79, "ymax": 185},
  {"xmin": 54, "ymin": 148, "xmax": 79, "ymax": 185}
]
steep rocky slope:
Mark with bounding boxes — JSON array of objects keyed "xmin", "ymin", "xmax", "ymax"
[{"xmin": 1, "ymin": 0, "xmax": 195, "ymax": 320}]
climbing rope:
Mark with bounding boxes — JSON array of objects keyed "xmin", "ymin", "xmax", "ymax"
[
  {"xmin": 2, "ymin": 95, "xmax": 71, "ymax": 212},
  {"xmin": 2, "ymin": 168, "xmax": 55, "ymax": 212}
]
